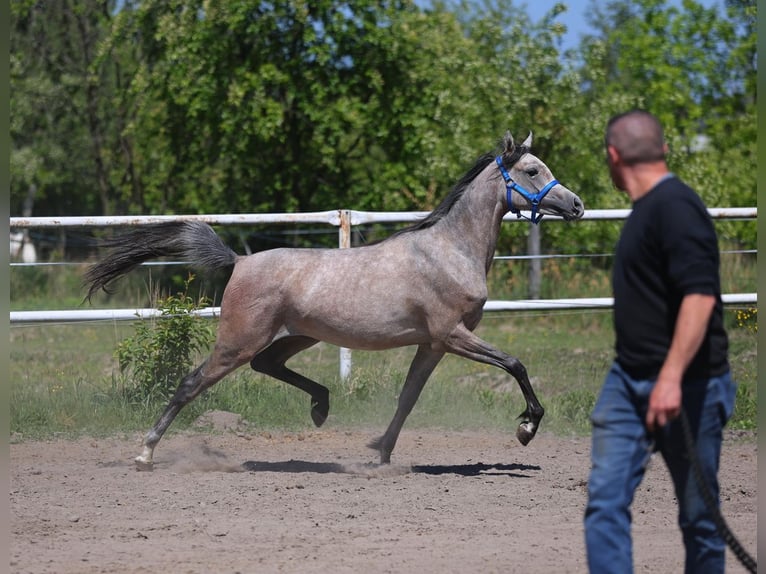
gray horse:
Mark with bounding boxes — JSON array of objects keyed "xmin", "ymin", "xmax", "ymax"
[{"xmin": 85, "ymin": 132, "xmax": 584, "ymax": 470}]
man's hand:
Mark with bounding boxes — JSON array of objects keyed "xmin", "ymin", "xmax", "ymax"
[{"xmin": 646, "ymin": 374, "xmax": 682, "ymax": 432}]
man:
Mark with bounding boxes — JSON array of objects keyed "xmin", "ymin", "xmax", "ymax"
[{"xmin": 584, "ymin": 109, "xmax": 736, "ymax": 573}]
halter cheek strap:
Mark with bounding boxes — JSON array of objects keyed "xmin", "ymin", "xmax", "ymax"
[{"xmin": 495, "ymin": 156, "xmax": 558, "ymax": 224}]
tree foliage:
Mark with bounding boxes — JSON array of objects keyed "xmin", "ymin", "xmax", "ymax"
[
  {"xmin": 577, "ymin": 0, "xmax": 756, "ymax": 245},
  {"xmin": 10, "ymin": 0, "xmax": 757, "ymax": 253},
  {"xmin": 11, "ymin": 0, "xmax": 120, "ymax": 218}
]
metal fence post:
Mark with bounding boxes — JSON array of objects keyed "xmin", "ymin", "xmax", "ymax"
[
  {"xmin": 527, "ymin": 223, "xmax": 541, "ymax": 299},
  {"xmin": 338, "ymin": 209, "xmax": 352, "ymax": 381}
]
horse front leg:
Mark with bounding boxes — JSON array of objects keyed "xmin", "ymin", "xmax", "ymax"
[
  {"xmin": 510, "ymin": 360, "xmax": 545, "ymax": 446},
  {"xmin": 368, "ymin": 345, "xmax": 445, "ymax": 464},
  {"xmin": 444, "ymin": 324, "xmax": 544, "ymax": 446}
]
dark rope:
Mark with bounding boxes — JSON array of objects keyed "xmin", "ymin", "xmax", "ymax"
[{"xmin": 679, "ymin": 409, "xmax": 757, "ymax": 573}]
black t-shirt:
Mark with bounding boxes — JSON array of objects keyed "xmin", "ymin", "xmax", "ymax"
[{"xmin": 612, "ymin": 175, "xmax": 729, "ymax": 380}]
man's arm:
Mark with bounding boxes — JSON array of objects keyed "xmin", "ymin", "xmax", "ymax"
[{"xmin": 645, "ymin": 293, "xmax": 717, "ymax": 432}]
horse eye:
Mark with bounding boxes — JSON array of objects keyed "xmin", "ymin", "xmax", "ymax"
[{"xmin": 526, "ymin": 168, "xmax": 539, "ymax": 177}]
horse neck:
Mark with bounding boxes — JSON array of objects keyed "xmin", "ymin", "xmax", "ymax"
[{"xmin": 434, "ymin": 173, "xmax": 506, "ymax": 272}]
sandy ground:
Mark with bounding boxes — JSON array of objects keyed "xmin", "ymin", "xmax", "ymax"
[{"xmin": 10, "ymin": 413, "xmax": 757, "ymax": 574}]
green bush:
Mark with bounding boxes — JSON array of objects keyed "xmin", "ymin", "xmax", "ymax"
[{"xmin": 115, "ymin": 275, "xmax": 215, "ymax": 405}]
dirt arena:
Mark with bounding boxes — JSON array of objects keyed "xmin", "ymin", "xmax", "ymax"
[{"xmin": 10, "ymin": 413, "xmax": 757, "ymax": 573}]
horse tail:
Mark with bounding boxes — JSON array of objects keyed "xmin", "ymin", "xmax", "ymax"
[{"xmin": 83, "ymin": 221, "xmax": 238, "ymax": 302}]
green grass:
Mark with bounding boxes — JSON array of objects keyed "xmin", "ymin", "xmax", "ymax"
[
  {"xmin": 10, "ymin": 306, "xmax": 757, "ymax": 441},
  {"xmin": 10, "ymin": 257, "xmax": 757, "ymax": 441}
]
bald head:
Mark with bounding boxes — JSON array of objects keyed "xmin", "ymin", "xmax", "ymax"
[{"xmin": 605, "ymin": 110, "xmax": 667, "ymax": 165}]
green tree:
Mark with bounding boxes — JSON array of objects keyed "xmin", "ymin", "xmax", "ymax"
[
  {"xmin": 578, "ymin": 0, "xmax": 756, "ymax": 209},
  {"xmin": 102, "ymin": 0, "xmax": 488, "ymax": 221},
  {"xmin": 10, "ymin": 0, "xmax": 129, "ymax": 220},
  {"xmin": 10, "ymin": 0, "xmax": 755, "ymax": 257}
]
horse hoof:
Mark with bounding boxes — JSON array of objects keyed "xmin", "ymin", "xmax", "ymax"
[
  {"xmin": 516, "ymin": 422, "xmax": 536, "ymax": 446},
  {"xmin": 377, "ymin": 448, "xmax": 392, "ymax": 465},
  {"xmin": 311, "ymin": 400, "xmax": 329, "ymax": 427},
  {"xmin": 366, "ymin": 437, "xmax": 391, "ymax": 464},
  {"xmin": 134, "ymin": 457, "xmax": 154, "ymax": 472},
  {"xmin": 311, "ymin": 409, "xmax": 327, "ymax": 427}
]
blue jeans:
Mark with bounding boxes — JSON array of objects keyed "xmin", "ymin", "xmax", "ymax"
[{"xmin": 584, "ymin": 362, "xmax": 736, "ymax": 574}]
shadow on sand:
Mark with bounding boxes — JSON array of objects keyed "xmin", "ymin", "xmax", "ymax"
[{"xmin": 241, "ymin": 459, "xmax": 540, "ymax": 478}]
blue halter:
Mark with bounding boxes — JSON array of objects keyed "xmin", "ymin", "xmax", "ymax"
[{"xmin": 495, "ymin": 155, "xmax": 559, "ymax": 224}]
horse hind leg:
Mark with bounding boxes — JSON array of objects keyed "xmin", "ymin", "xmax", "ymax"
[
  {"xmin": 136, "ymin": 344, "xmax": 250, "ymax": 470},
  {"xmin": 249, "ymin": 336, "xmax": 329, "ymax": 427}
]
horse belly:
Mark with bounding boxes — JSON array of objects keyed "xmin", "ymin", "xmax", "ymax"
[
  {"xmin": 281, "ymin": 275, "xmax": 430, "ymax": 349},
  {"xmin": 292, "ymin": 297, "xmax": 428, "ymax": 350}
]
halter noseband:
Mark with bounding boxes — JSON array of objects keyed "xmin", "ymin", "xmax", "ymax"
[{"xmin": 495, "ymin": 155, "xmax": 559, "ymax": 224}]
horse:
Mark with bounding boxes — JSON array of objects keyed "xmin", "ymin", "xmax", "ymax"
[{"xmin": 84, "ymin": 132, "xmax": 585, "ymax": 470}]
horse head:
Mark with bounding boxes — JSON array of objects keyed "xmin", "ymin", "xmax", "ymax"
[{"xmin": 498, "ymin": 132, "xmax": 585, "ymax": 222}]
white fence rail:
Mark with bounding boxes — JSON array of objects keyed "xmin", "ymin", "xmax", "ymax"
[
  {"xmin": 10, "ymin": 293, "xmax": 757, "ymax": 324},
  {"xmin": 10, "ymin": 208, "xmax": 757, "ymax": 378},
  {"xmin": 8, "ymin": 207, "xmax": 758, "ymax": 230}
]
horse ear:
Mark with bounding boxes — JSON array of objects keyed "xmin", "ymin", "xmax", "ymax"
[
  {"xmin": 504, "ymin": 131, "xmax": 515, "ymax": 153},
  {"xmin": 522, "ymin": 132, "xmax": 533, "ymax": 148}
]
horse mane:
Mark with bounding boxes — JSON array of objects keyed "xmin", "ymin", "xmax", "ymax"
[{"xmin": 384, "ymin": 133, "xmax": 528, "ymax": 239}]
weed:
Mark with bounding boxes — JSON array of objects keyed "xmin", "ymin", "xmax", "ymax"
[
  {"xmin": 115, "ymin": 274, "xmax": 214, "ymax": 405},
  {"xmin": 345, "ymin": 373, "xmax": 379, "ymax": 401},
  {"xmin": 477, "ymin": 388, "xmax": 497, "ymax": 410},
  {"xmin": 547, "ymin": 389, "xmax": 597, "ymax": 435},
  {"xmin": 735, "ymin": 307, "xmax": 757, "ymax": 333},
  {"xmin": 729, "ymin": 380, "xmax": 757, "ymax": 430}
]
